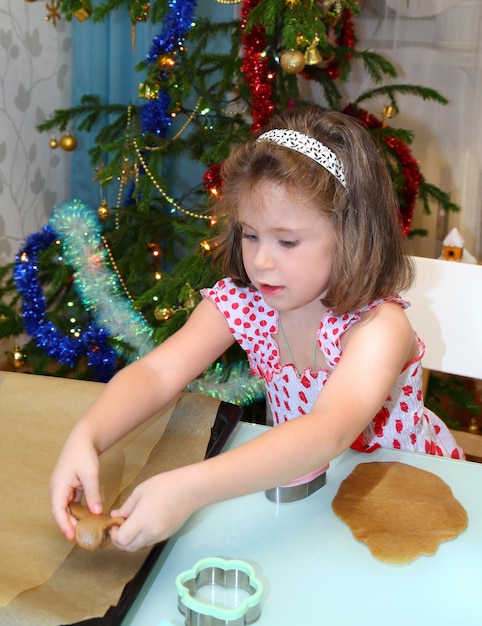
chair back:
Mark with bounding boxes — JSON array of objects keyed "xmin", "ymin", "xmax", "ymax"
[
  {"xmin": 402, "ymin": 256, "xmax": 482, "ymax": 459},
  {"xmin": 402, "ymin": 256, "xmax": 482, "ymax": 380}
]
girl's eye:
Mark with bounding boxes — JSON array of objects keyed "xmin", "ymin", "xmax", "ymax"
[
  {"xmin": 241, "ymin": 232, "xmax": 257, "ymax": 241},
  {"xmin": 280, "ymin": 240, "xmax": 298, "ymax": 248}
]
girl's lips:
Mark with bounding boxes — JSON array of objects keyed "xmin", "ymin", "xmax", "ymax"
[{"xmin": 259, "ymin": 284, "xmax": 284, "ymax": 298}]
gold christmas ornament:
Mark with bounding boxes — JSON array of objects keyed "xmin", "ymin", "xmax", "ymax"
[
  {"xmin": 97, "ymin": 199, "xmax": 110, "ymax": 221},
  {"xmin": 7, "ymin": 343, "xmax": 26, "ymax": 369},
  {"xmin": 280, "ymin": 49, "xmax": 306, "ymax": 74},
  {"xmin": 154, "ymin": 306, "xmax": 173, "ymax": 321},
  {"xmin": 45, "ymin": 0, "xmax": 61, "ymax": 26},
  {"xmin": 183, "ymin": 284, "xmax": 198, "ymax": 310},
  {"xmin": 382, "ymin": 104, "xmax": 396, "ymax": 128},
  {"xmin": 468, "ymin": 417, "xmax": 479, "ymax": 434},
  {"xmin": 60, "ymin": 132, "xmax": 77, "ymax": 151},
  {"xmin": 74, "ymin": 9, "xmax": 91, "ymax": 21},
  {"xmin": 73, "ymin": 0, "xmax": 92, "ymax": 21},
  {"xmin": 49, "ymin": 136, "xmax": 59, "ymax": 149},
  {"xmin": 138, "ymin": 81, "xmax": 160, "ymax": 99},
  {"xmin": 304, "ymin": 38, "xmax": 323, "ymax": 65}
]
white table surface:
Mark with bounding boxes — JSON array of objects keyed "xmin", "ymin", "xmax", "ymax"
[{"xmin": 122, "ymin": 422, "xmax": 482, "ymax": 626}]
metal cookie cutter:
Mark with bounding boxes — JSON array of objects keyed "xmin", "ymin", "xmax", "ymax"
[
  {"xmin": 175, "ymin": 557, "xmax": 263, "ymax": 626},
  {"xmin": 265, "ymin": 465, "xmax": 328, "ymax": 503}
]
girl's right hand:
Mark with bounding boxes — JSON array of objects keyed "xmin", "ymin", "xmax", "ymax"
[{"xmin": 49, "ymin": 422, "xmax": 102, "ymax": 542}]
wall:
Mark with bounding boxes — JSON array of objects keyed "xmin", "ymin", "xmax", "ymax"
[{"xmin": 0, "ymin": 0, "xmax": 72, "ymax": 265}]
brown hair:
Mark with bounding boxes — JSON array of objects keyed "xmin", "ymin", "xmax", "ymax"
[{"xmin": 212, "ymin": 104, "xmax": 414, "ymax": 315}]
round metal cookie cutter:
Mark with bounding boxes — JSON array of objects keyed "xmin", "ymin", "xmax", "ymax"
[
  {"xmin": 265, "ymin": 465, "xmax": 327, "ymax": 503},
  {"xmin": 175, "ymin": 556, "xmax": 263, "ymax": 626}
]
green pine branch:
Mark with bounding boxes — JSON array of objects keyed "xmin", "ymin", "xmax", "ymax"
[
  {"xmin": 37, "ymin": 95, "xmax": 128, "ymax": 134},
  {"xmin": 351, "ymin": 49, "xmax": 398, "ymax": 83},
  {"xmin": 354, "ymin": 84, "xmax": 449, "ymax": 110},
  {"xmin": 418, "ymin": 178, "xmax": 460, "ymax": 216},
  {"xmin": 57, "ymin": 0, "xmax": 167, "ymax": 23}
]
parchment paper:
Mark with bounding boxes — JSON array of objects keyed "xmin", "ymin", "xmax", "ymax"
[{"xmin": 0, "ymin": 372, "xmax": 221, "ymax": 625}]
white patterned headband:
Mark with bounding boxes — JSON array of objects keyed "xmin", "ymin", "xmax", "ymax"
[{"xmin": 256, "ymin": 128, "xmax": 346, "ymax": 189}]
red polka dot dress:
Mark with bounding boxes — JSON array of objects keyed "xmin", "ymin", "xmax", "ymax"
[{"xmin": 202, "ymin": 278, "xmax": 464, "ymax": 460}]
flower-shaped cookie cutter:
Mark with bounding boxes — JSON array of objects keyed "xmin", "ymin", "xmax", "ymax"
[{"xmin": 175, "ymin": 557, "xmax": 263, "ymax": 626}]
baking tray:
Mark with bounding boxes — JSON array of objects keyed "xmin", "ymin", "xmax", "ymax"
[{"xmin": 64, "ymin": 399, "xmax": 243, "ymax": 626}]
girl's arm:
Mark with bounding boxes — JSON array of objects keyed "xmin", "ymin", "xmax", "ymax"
[
  {"xmin": 49, "ymin": 298, "xmax": 236, "ymax": 539},
  {"xmin": 110, "ymin": 302, "xmax": 416, "ymax": 551}
]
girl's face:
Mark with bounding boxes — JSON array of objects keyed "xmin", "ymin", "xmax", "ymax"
[{"xmin": 238, "ymin": 181, "xmax": 336, "ymax": 315}]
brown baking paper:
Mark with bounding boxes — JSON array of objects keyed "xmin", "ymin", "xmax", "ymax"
[{"xmin": 0, "ymin": 372, "xmax": 221, "ymax": 625}]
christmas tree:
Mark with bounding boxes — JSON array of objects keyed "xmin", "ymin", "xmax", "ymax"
[{"xmin": 0, "ymin": 0, "xmax": 459, "ymax": 409}]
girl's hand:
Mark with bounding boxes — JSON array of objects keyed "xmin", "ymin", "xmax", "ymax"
[
  {"xmin": 49, "ymin": 423, "xmax": 102, "ymax": 542},
  {"xmin": 109, "ymin": 467, "xmax": 199, "ymax": 552}
]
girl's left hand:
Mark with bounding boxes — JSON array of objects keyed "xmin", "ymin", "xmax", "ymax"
[{"xmin": 109, "ymin": 466, "xmax": 199, "ymax": 551}]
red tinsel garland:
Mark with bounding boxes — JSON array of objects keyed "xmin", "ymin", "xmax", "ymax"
[
  {"xmin": 204, "ymin": 0, "xmax": 275, "ymax": 197},
  {"xmin": 321, "ymin": 9, "xmax": 356, "ymax": 81},
  {"xmin": 240, "ymin": 0, "xmax": 275, "ymax": 132},
  {"xmin": 203, "ymin": 162, "xmax": 223, "ymax": 197},
  {"xmin": 343, "ymin": 104, "xmax": 421, "ymax": 235}
]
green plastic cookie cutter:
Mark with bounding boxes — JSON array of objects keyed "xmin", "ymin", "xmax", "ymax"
[{"xmin": 175, "ymin": 557, "xmax": 264, "ymax": 626}]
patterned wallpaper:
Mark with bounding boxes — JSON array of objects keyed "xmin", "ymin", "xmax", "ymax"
[{"xmin": 0, "ymin": 1, "xmax": 72, "ymax": 264}]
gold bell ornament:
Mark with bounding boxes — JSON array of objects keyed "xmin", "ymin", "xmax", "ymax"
[
  {"xmin": 304, "ymin": 38, "xmax": 323, "ymax": 66},
  {"xmin": 280, "ymin": 49, "xmax": 306, "ymax": 74},
  {"xmin": 60, "ymin": 132, "xmax": 77, "ymax": 151},
  {"xmin": 182, "ymin": 284, "xmax": 198, "ymax": 311},
  {"xmin": 382, "ymin": 104, "xmax": 396, "ymax": 128},
  {"xmin": 7, "ymin": 343, "xmax": 26, "ymax": 369}
]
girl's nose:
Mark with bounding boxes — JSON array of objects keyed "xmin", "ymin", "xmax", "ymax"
[{"xmin": 253, "ymin": 244, "xmax": 274, "ymax": 270}]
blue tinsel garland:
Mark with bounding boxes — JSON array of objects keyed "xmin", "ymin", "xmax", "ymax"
[
  {"xmin": 140, "ymin": 0, "xmax": 197, "ymax": 137},
  {"xmin": 13, "ymin": 223, "xmax": 118, "ymax": 382}
]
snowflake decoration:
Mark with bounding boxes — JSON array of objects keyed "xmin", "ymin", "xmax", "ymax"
[{"xmin": 45, "ymin": 1, "xmax": 61, "ymax": 27}]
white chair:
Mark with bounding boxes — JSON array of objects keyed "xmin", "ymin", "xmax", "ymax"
[{"xmin": 402, "ymin": 256, "xmax": 482, "ymax": 459}]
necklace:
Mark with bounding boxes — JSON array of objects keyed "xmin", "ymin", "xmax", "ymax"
[{"xmin": 278, "ymin": 317, "xmax": 319, "ymax": 375}]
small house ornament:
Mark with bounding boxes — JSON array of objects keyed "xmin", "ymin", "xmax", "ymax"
[{"xmin": 442, "ymin": 227, "xmax": 464, "ymax": 262}]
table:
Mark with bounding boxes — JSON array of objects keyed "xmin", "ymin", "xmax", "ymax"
[{"xmin": 122, "ymin": 422, "xmax": 482, "ymax": 626}]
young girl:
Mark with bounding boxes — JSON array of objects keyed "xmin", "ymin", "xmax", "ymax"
[{"xmin": 49, "ymin": 105, "xmax": 463, "ymax": 552}]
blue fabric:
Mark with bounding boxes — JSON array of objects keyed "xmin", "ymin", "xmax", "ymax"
[{"xmin": 71, "ymin": 12, "xmax": 158, "ymax": 206}]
